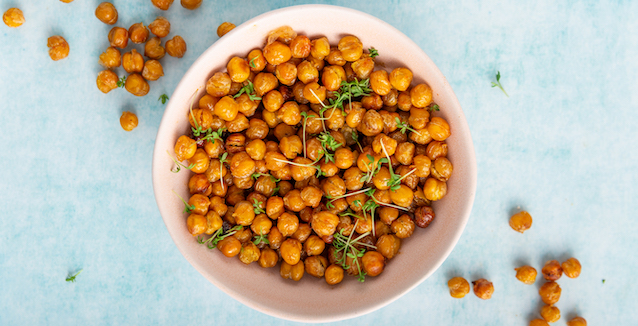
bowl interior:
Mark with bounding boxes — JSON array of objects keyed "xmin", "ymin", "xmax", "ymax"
[{"xmin": 152, "ymin": 5, "xmax": 476, "ymax": 323}]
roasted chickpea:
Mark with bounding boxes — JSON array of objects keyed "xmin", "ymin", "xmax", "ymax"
[
  {"xmin": 217, "ymin": 22, "xmax": 235, "ymax": 37},
  {"xmin": 304, "ymin": 235, "xmax": 325, "ymax": 256},
  {"xmin": 278, "ymin": 102, "xmax": 301, "ymax": 126},
  {"xmin": 515, "ymin": 265, "xmax": 537, "ymax": 284},
  {"xmin": 258, "ymin": 247, "xmax": 278, "ymax": 268},
  {"xmin": 472, "ymin": 279, "xmax": 494, "ymax": 300},
  {"xmin": 395, "ymin": 142, "xmax": 415, "ymax": 165},
  {"xmin": 411, "ymin": 155, "xmax": 431, "ymax": 178},
  {"xmin": 3, "ymin": 8, "xmax": 24, "ymax": 28},
  {"xmin": 530, "ymin": 319, "xmax": 550, "ymax": 326},
  {"xmin": 125, "ymin": 73, "xmax": 150, "ymax": 97},
  {"xmin": 151, "ymin": 0, "xmax": 173, "ymax": 10},
  {"xmin": 267, "ymin": 226, "xmax": 284, "ymax": 250},
  {"xmin": 142, "ymin": 60, "xmax": 164, "ymax": 81},
  {"xmin": 303, "ymin": 82, "xmax": 327, "ymax": 105},
  {"xmin": 47, "ymin": 36, "xmax": 70, "ymax": 61},
  {"xmin": 119, "ymin": 111, "xmax": 138, "ymax": 131},
  {"xmin": 217, "ymin": 236, "xmax": 241, "ymax": 257},
  {"xmin": 430, "ymin": 157, "xmax": 453, "ymax": 182},
  {"xmin": 566, "ymin": 317, "xmax": 587, "ymax": 326},
  {"xmin": 426, "ymin": 141, "xmax": 448, "ymax": 160},
  {"xmin": 326, "ymin": 48, "xmax": 346, "ymax": 66},
  {"xmin": 391, "ymin": 214, "xmax": 415, "ymax": 238},
  {"xmin": 128, "ymin": 22, "xmax": 149, "ymax": 44},
  {"xmin": 108, "ymin": 27, "xmax": 128, "ymax": 49},
  {"xmin": 238, "ymin": 242, "xmax": 260, "ymax": 264},
  {"xmin": 357, "ymin": 110, "xmax": 384, "ymax": 136},
  {"xmin": 542, "ymin": 260, "xmax": 563, "ymax": 281},
  {"xmin": 540, "ymin": 305, "xmax": 560, "ymax": 323},
  {"xmin": 280, "ymin": 260, "xmax": 304, "ymax": 281},
  {"xmin": 424, "ymin": 177, "xmax": 447, "ymax": 201},
  {"xmin": 174, "ymin": 135, "xmax": 197, "ymax": 162},
  {"xmin": 263, "ymin": 41, "xmax": 291, "ymax": 65},
  {"xmin": 325, "ymin": 264, "xmax": 344, "ymax": 285},
  {"xmin": 204, "ymin": 211, "xmax": 222, "ymax": 235},
  {"xmin": 372, "ymin": 134, "xmax": 398, "ymax": 156},
  {"xmin": 280, "ymin": 238, "xmax": 302, "ymax": 265},
  {"xmin": 561, "ymin": 257, "xmax": 581, "ymax": 278},
  {"xmin": 181, "ymin": 0, "xmax": 202, "ymax": 9},
  {"xmin": 148, "ymin": 17, "xmax": 170, "ymax": 38},
  {"xmin": 277, "ymin": 212, "xmax": 299, "ymax": 238},
  {"xmin": 390, "ymin": 185, "xmax": 414, "ymax": 208},
  {"xmin": 305, "ymin": 255, "xmax": 328, "ymax": 278},
  {"xmin": 413, "ymin": 206, "xmax": 435, "ymax": 228},
  {"xmin": 226, "ymin": 56, "xmax": 250, "ymax": 83},
  {"xmin": 510, "ymin": 210, "xmax": 533, "ymax": 233},
  {"xmin": 311, "ymin": 211, "xmax": 339, "ymax": 237},
  {"xmin": 122, "ymin": 49, "xmax": 144, "ymax": 73},
  {"xmin": 166, "ymin": 35, "xmax": 187, "ymax": 58},
  {"xmin": 299, "ymin": 186, "xmax": 322, "ymax": 208},
  {"xmin": 186, "ymin": 148, "xmax": 208, "ymax": 174},
  {"xmin": 186, "ymin": 214, "xmax": 207, "ymax": 236},
  {"xmin": 96, "ymin": 70, "xmax": 119, "ymax": 94},
  {"xmin": 283, "ymin": 189, "xmax": 306, "ymax": 212},
  {"xmin": 539, "ymin": 281, "xmax": 561, "ymax": 305},
  {"xmin": 322, "ymin": 65, "xmax": 345, "ymax": 92},
  {"xmin": 310, "ymin": 37, "xmax": 330, "ymax": 60},
  {"xmin": 145, "ymin": 37, "xmax": 165, "ymax": 60},
  {"xmin": 206, "ymin": 72, "xmax": 231, "ymax": 97},
  {"xmin": 351, "ymin": 57, "xmax": 375, "ymax": 80},
  {"xmin": 376, "ymin": 234, "xmax": 401, "ymax": 259},
  {"xmin": 95, "ymin": 2, "xmax": 117, "ymax": 25},
  {"xmin": 338, "ymin": 35, "xmax": 363, "ymax": 62},
  {"xmin": 288, "ymin": 35, "xmax": 310, "ymax": 58},
  {"xmin": 410, "ymin": 83, "xmax": 433, "ymax": 108},
  {"xmin": 448, "ymin": 277, "xmax": 471, "ymax": 298},
  {"xmin": 427, "ymin": 117, "xmax": 451, "ymax": 141},
  {"xmin": 389, "ymin": 67, "xmax": 413, "ymax": 92},
  {"xmin": 370, "ymin": 70, "xmax": 392, "ymax": 96},
  {"xmin": 213, "ymin": 96, "xmax": 239, "ymax": 122},
  {"xmin": 99, "ymin": 47, "xmax": 121, "ymax": 68},
  {"xmin": 362, "ymin": 251, "xmax": 385, "ymax": 277}
]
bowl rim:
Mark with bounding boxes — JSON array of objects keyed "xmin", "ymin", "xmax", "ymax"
[{"xmin": 152, "ymin": 4, "xmax": 477, "ymax": 322}]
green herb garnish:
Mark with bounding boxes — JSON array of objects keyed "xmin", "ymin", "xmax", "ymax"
[
  {"xmin": 116, "ymin": 76, "xmax": 126, "ymax": 88},
  {"xmin": 197, "ymin": 225, "xmax": 242, "ymax": 249},
  {"xmin": 252, "ymin": 198, "xmax": 265, "ymax": 215},
  {"xmin": 167, "ymin": 150, "xmax": 195, "ymax": 173},
  {"xmin": 429, "ymin": 104, "xmax": 440, "ymax": 113},
  {"xmin": 317, "ymin": 131, "xmax": 342, "ymax": 163},
  {"xmin": 66, "ymin": 269, "xmax": 83, "ymax": 283},
  {"xmin": 368, "ymin": 47, "xmax": 379, "ymax": 58},
  {"xmin": 158, "ymin": 94, "xmax": 169, "ymax": 104},
  {"xmin": 252, "ymin": 227, "xmax": 270, "ymax": 246},
  {"xmin": 249, "ymin": 57, "xmax": 257, "ymax": 68},
  {"xmin": 251, "ymin": 172, "xmax": 280, "ymax": 183},
  {"xmin": 491, "ymin": 71, "xmax": 509, "ymax": 97},
  {"xmin": 172, "ymin": 189, "xmax": 195, "ymax": 213},
  {"xmin": 395, "ymin": 117, "xmax": 423, "ymax": 137},
  {"xmin": 360, "ymin": 154, "xmax": 388, "ymax": 183},
  {"xmin": 198, "ymin": 127, "xmax": 226, "ymax": 144},
  {"xmin": 233, "ymin": 80, "xmax": 261, "ymax": 101},
  {"xmin": 332, "ymin": 220, "xmax": 376, "ymax": 282}
]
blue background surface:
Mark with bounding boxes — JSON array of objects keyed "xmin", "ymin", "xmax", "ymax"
[{"xmin": 1, "ymin": 1, "xmax": 636, "ymax": 325}]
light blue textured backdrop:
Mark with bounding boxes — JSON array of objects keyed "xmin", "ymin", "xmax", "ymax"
[{"xmin": 1, "ymin": 1, "xmax": 636, "ymax": 325}]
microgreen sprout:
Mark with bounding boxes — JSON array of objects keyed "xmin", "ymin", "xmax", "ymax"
[
  {"xmin": 332, "ymin": 219, "xmax": 376, "ymax": 282},
  {"xmin": 379, "ymin": 141, "xmax": 417, "ymax": 191},
  {"xmin": 116, "ymin": 76, "xmax": 126, "ymax": 88},
  {"xmin": 272, "ymin": 157, "xmax": 324, "ymax": 177},
  {"xmin": 491, "ymin": 71, "xmax": 509, "ymax": 97},
  {"xmin": 249, "ymin": 57, "xmax": 257, "ymax": 69},
  {"xmin": 251, "ymin": 172, "xmax": 280, "ymax": 183},
  {"xmin": 233, "ymin": 80, "xmax": 262, "ymax": 101},
  {"xmin": 360, "ymin": 154, "xmax": 388, "ymax": 183},
  {"xmin": 351, "ymin": 132, "xmax": 363, "ymax": 152},
  {"xmin": 325, "ymin": 187, "xmax": 372, "ymax": 208},
  {"xmin": 167, "ymin": 150, "xmax": 195, "ymax": 173},
  {"xmin": 158, "ymin": 94, "xmax": 169, "ymax": 104},
  {"xmin": 428, "ymin": 104, "xmax": 440, "ymax": 113},
  {"xmin": 253, "ymin": 227, "xmax": 270, "ymax": 246},
  {"xmin": 198, "ymin": 127, "xmax": 226, "ymax": 144},
  {"xmin": 188, "ymin": 89, "xmax": 211, "ymax": 137},
  {"xmin": 219, "ymin": 152, "xmax": 228, "ymax": 192},
  {"xmin": 326, "ymin": 78, "xmax": 372, "ymax": 112},
  {"xmin": 252, "ymin": 198, "xmax": 265, "ymax": 215},
  {"xmin": 317, "ymin": 131, "xmax": 342, "ymax": 163},
  {"xmin": 172, "ymin": 189, "xmax": 195, "ymax": 214},
  {"xmin": 197, "ymin": 225, "xmax": 242, "ymax": 249},
  {"xmin": 66, "ymin": 269, "xmax": 83, "ymax": 283},
  {"xmin": 368, "ymin": 47, "xmax": 379, "ymax": 58},
  {"xmin": 395, "ymin": 117, "xmax": 423, "ymax": 137}
]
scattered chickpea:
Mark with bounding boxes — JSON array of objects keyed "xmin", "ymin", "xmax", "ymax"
[
  {"xmin": 509, "ymin": 210, "xmax": 532, "ymax": 233},
  {"xmin": 181, "ymin": 0, "xmax": 202, "ymax": 9},
  {"xmin": 148, "ymin": 17, "xmax": 170, "ymax": 38},
  {"xmin": 47, "ymin": 36, "xmax": 70, "ymax": 61},
  {"xmin": 540, "ymin": 304, "xmax": 560, "ymax": 323},
  {"xmin": 217, "ymin": 22, "xmax": 235, "ymax": 37},
  {"xmin": 542, "ymin": 260, "xmax": 563, "ymax": 281},
  {"xmin": 472, "ymin": 278, "xmax": 494, "ymax": 300},
  {"xmin": 151, "ymin": 0, "xmax": 174, "ymax": 10},
  {"xmin": 96, "ymin": 70, "xmax": 119, "ymax": 93},
  {"xmin": 530, "ymin": 319, "xmax": 550, "ymax": 326},
  {"xmin": 128, "ymin": 22, "xmax": 149, "ymax": 44},
  {"xmin": 3, "ymin": 8, "xmax": 25, "ymax": 28},
  {"xmin": 538, "ymin": 281, "xmax": 561, "ymax": 305},
  {"xmin": 122, "ymin": 49, "xmax": 144, "ymax": 73},
  {"xmin": 142, "ymin": 60, "xmax": 164, "ymax": 81},
  {"xmin": 166, "ymin": 35, "xmax": 187, "ymax": 58},
  {"xmin": 120, "ymin": 112, "xmax": 138, "ymax": 131},
  {"xmin": 447, "ymin": 277, "xmax": 470, "ymax": 298},
  {"xmin": 566, "ymin": 317, "xmax": 587, "ymax": 326},
  {"xmin": 324, "ymin": 264, "xmax": 344, "ymax": 285},
  {"xmin": 145, "ymin": 37, "xmax": 165, "ymax": 60},
  {"xmin": 60, "ymin": 0, "xmax": 74, "ymax": 2},
  {"xmin": 95, "ymin": 2, "xmax": 118, "ymax": 25},
  {"xmin": 561, "ymin": 257, "xmax": 581, "ymax": 278},
  {"xmin": 108, "ymin": 27, "xmax": 128, "ymax": 49},
  {"xmin": 99, "ymin": 47, "xmax": 121, "ymax": 68},
  {"xmin": 515, "ymin": 265, "xmax": 537, "ymax": 284},
  {"xmin": 125, "ymin": 73, "xmax": 150, "ymax": 97}
]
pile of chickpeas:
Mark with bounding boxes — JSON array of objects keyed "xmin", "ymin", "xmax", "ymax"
[{"xmin": 174, "ymin": 27, "xmax": 452, "ymax": 285}]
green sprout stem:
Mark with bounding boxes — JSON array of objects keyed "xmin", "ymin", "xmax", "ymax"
[
  {"xmin": 66, "ymin": 269, "xmax": 83, "ymax": 282},
  {"xmin": 491, "ymin": 71, "xmax": 509, "ymax": 97},
  {"xmin": 167, "ymin": 150, "xmax": 195, "ymax": 173},
  {"xmin": 172, "ymin": 190, "xmax": 195, "ymax": 213}
]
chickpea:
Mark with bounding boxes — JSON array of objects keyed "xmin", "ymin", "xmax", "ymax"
[
  {"xmin": 205, "ymin": 211, "xmax": 223, "ymax": 234},
  {"xmin": 326, "ymin": 48, "xmax": 346, "ymax": 66},
  {"xmin": 362, "ymin": 251, "xmax": 385, "ymax": 277},
  {"xmin": 252, "ymin": 73, "xmax": 278, "ymax": 97},
  {"xmin": 217, "ymin": 236, "xmax": 242, "ymax": 257},
  {"xmin": 310, "ymin": 37, "xmax": 330, "ymax": 60},
  {"xmin": 108, "ymin": 27, "xmax": 128, "ymax": 49},
  {"xmin": 351, "ymin": 57, "xmax": 375, "ymax": 80},
  {"xmin": 166, "ymin": 35, "xmax": 187, "ymax": 58},
  {"xmin": 426, "ymin": 141, "xmax": 448, "ymax": 160},
  {"xmin": 226, "ymin": 56, "xmax": 250, "ymax": 83},
  {"xmin": 283, "ymin": 189, "xmax": 306, "ymax": 212},
  {"xmin": 413, "ymin": 206, "xmax": 434, "ymax": 228},
  {"xmin": 151, "ymin": 0, "xmax": 174, "ymax": 10},
  {"xmin": 3, "ymin": 8, "xmax": 24, "ymax": 28},
  {"xmin": 214, "ymin": 96, "xmax": 239, "ymax": 122},
  {"xmin": 278, "ymin": 102, "xmax": 301, "ymax": 126},
  {"xmin": 258, "ymin": 247, "xmax": 278, "ymax": 268},
  {"xmin": 278, "ymin": 135, "xmax": 301, "ymax": 160},
  {"xmin": 304, "ymin": 235, "xmax": 325, "ymax": 256},
  {"xmin": 206, "ymin": 72, "xmax": 232, "ymax": 97},
  {"xmin": 296, "ymin": 61, "xmax": 318, "ymax": 84},
  {"xmin": 263, "ymin": 41, "xmax": 291, "ymax": 65},
  {"xmin": 119, "ymin": 111, "xmax": 138, "ymax": 131},
  {"xmin": 561, "ymin": 257, "xmax": 581, "ymax": 278},
  {"xmin": 325, "ymin": 264, "xmax": 344, "ymax": 285},
  {"xmin": 427, "ymin": 117, "xmax": 451, "ymax": 141},
  {"xmin": 275, "ymin": 212, "xmax": 297, "ymax": 237},
  {"xmin": 395, "ymin": 142, "xmax": 415, "ymax": 165},
  {"xmin": 411, "ymin": 155, "xmax": 431, "ymax": 179},
  {"xmin": 357, "ymin": 110, "xmax": 384, "ymax": 136},
  {"xmin": 509, "ymin": 211, "xmax": 533, "ymax": 233},
  {"xmin": 372, "ymin": 134, "xmax": 397, "ymax": 156},
  {"xmin": 391, "ymin": 214, "xmax": 415, "ymax": 239},
  {"xmin": 322, "ymin": 66, "xmax": 345, "ymax": 92},
  {"xmin": 99, "ymin": 47, "xmax": 121, "ymax": 68},
  {"xmin": 338, "ymin": 35, "xmax": 363, "ymax": 61},
  {"xmin": 186, "ymin": 214, "xmax": 207, "ymax": 236},
  {"xmin": 300, "ymin": 186, "xmax": 322, "ymax": 208},
  {"xmin": 280, "ymin": 260, "xmax": 304, "ymax": 281},
  {"xmin": 566, "ymin": 317, "xmax": 587, "ymax": 326},
  {"xmin": 390, "ymin": 185, "xmax": 413, "ymax": 208},
  {"xmin": 530, "ymin": 320, "xmax": 550, "ymax": 326},
  {"xmin": 142, "ymin": 60, "xmax": 164, "ymax": 81},
  {"xmin": 376, "ymin": 234, "xmax": 401, "ymax": 259},
  {"xmin": 246, "ymin": 49, "xmax": 267, "ymax": 73},
  {"xmin": 125, "ymin": 73, "xmax": 150, "ymax": 97},
  {"xmin": 540, "ymin": 305, "xmax": 560, "ymax": 323},
  {"xmin": 96, "ymin": 70, "xmax": 119, "ymax": 94},
  {"xmin": 47, "ymin": 36, "xmax": 70, "ymax": 61},
  {"xmin": 174, "ymin": 136, "xmax": 197, "ymax": 162},
  {"xmin": 410, "ymin": 83, "xmax": 433, "ymax": 108},
  {"xmin": 95, "ymin": 2, "xmax": 117, "ymax": 25},
  {"xmin": 122, "ymin": 49, "xmax": 144, "ymax": 73},
  {"xmin": 262, "ymin": 90, "xmax": 283, "ymax": 112},
  {"xmin": 243, "ymin": 139, "xmax": 265, "ymax": 161},
  {"xmin": 273, "ymin": 62, "xmax": 297, "ymax": 86},
  {"xmin": 186, "ymin": 148, "xmax": 208, "ymax": 174},
  {"xmin": 280, "ymin": 238, "xmax": 302, "ymax": 265},
  {"xmin": 303, "ymin": 82, "xmax": 327, "ymax": 105},
  {"xmin": 181, "ymin": 0, "xmax": 202, "ymax": 9},
  {"xmin": 369, "ymin": 70, "xmax": 392, "ymax": 96},
  {"xmin": 145, "ymin": 37, "xmax": 165, "ymax": 60},
  {"xmin": 389, "ymin": 67, "xmax": 413, "ymax": 92},
  {"xmin": 246, "ymin": 119, "xmax": 269, "ymax": 139},
  {"xmin": 424, "ymin": 177, "xmax": 447, "ymax": 201},
  {"xmin": 472, "ymin": 279, "xmax": 494, "ymax": 300},
  {"xmin": 311, "ymin": 211, "xmax": 339, "ymax": 237},
  {"xmin": 305, "ymin": 255, "xmax": 328, "ymax": 278},
  {"xmin": 148, "ymin": 17, "xmax": 170, "ymax": 38},
  {"xmin": 542, "ymin": 260, "xmax": 563, "ymax": 281},
  {"xmin": 127, "ymin": 22, "xmax": 148, "ymax": 44},
  {"xmin": 430, "ymin": 157, "xmax": 453, "ymax": 182},
  {"xmin": 539, "ymin": 281, "xmax": 561, "ymax": 305},
  {"xmin": 217, "ymin": 22, "xmax": 235, "ymax": 37},
  {"xmin": 447, "ymin": 277, "xmax": 471, "ymax": 298},
  {"xmin": 515, "ymin": 265, "xmax": 537, "ymax": 284},
  {"xmin": 238, "ymin": 242, "xmax": 260, "ymax": 264}
]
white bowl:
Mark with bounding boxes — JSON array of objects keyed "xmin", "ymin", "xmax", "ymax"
[{"xmin": 152, "ymin": 4, "xmax": 476, "ymax": 323}]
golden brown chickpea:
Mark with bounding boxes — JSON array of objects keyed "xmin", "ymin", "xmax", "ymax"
[
  {"xmin": 539, "ymin": 281, "xmax": 561, "ymax": 305},
  {"xmin": 181, "ymin": 0, "xmax": 202, "ymax": 9},
  {"xmin": 288, "ymin": 35, "xmax": 310, "ymax": 58},
  {"xmin": 542, "ymin": 260, "xmax": 563, "ymax": 281},
  {"xmin": 409, "ymin": 127, "xmax": 432, "ymax": 145},
  {"xmin": 424, "ymin": 177, "xmax": 447, "ymax": 201},
  {"xmin": 226, "ymin": 56, "xmax": 250, "ymax": 83},
  {"xmin": 389, "ymin": 185, "xmax": 413, "ymax": 208},
  {"xmin": 322, "ymin": 66, "xmax": 345, "ymax": 92},
  {"xmin": 362, "ymin": 251, "xmax": 385, "ymax": 277},
  {"xmin": 370, "ymin": 70, "xmax": 392, "ymax": 96},
  {"xmin": 412, "ymin": 206, "xmax": 434, "ymax": 228},
  {"xmin": 278, "ymin": 135, "xmax": 301, "ymax": 160},
  {"xmin": 217, "ymin": 22, "xmax": 235, "ymax": 37},
  {"xmin": 472, "ymin": 279, "xmax": 494, "ymax": 300},
  {"xmin": 409, "ymin": 107, "xmax": 430, "ymax": 130},
  {"xmin": 388, "ymin": 67, "xmax": 413, "ymax": 92},
  {"xmin": 122, "ymin": 49, "xmax": 144, "ymax": 73},
  {"xmin": 310, "ymin": 37, "xmax": 330, "ymax": 60},
  {"xmin": 213, "ymin": 96, "xmax": 239, "ymax": 122},
  {"xmin": 125, "ymin": 73, "xmax": 150, "ymax": 97},
  {"xmin": 108, "ymin": 27, "xmax": 128, "ymax": 49},
  {"xmin": 390, "ymin": 214, "xmax": 415, "ymax": 238},
  {"xmin": 3, "ymin": 8, "xmax": 24, "ymax": 28},
  {"xmin": 446, "ymin": 277, "xmax": 470, "ymax": 298},
  {"xmin": 357, "ymin": 109, "xmax": 385, "ymax": 137},
  {"xmin": 188, "ymin": 148, "xmax": 209, "ymax": 174},
  {"xmin": 410, "ymin": 83, "xmax": 433, "ymax": 108},
  {"xmin": 228, "ymin": 152, "xmax": 254, "ymax": 178},
  {"xmin": 96, "ymin": 70, "xmax": 119, "ymax": 94},
  {"xmin": 274, "ymin": 62, "xmax": 297, "ymax": 86},
  {"xmin": 206, "ymin": 72, "xmax": 231, "ymax": 97},
  {"xmin": 509, "ymin": 210, "xmax": 533, "ymax": 233},
  {"xmin": 395, "ymin": 142, "xmax": 415, "ymax": 165},
  {"xmin": 371, "ymin": 134, "xmax": 397, "ymax": 156},
  {"xmin": 253, "ymin": 73, "xmax": 278, "ymax": 97},
  {"xmin": 205, "ymin": 211, "xmax": 223, "ymax": 234},
  {"xmin": 95, "ymin": 3, "xmax": 117, "ymax": 25},
  {"xmin": 190, "ymin": 174, "xmax": 212, "ymax": 196},
  {"xmin": 276, "ymin": 211, "xmax": 298, "ymax": 237},
  {"xmin": 268, "ymin": 226, "xmax": 284, "ymax": 250},
  {"xmin": 430, "ymin": 157, "xmax": 453, "ymax": 182},
  {"xmin": 280, "ymin": 260, "xmax": 304, "ymax": 281},
  {"xmin": 239, "ymin": 242, "xmax": 260, "ymax": 264},
  {"xmin": 351, "ymin": 57, "xmax": 375, "ymax": 80},
  {"xmin": 277, "ymin": 102, "xmax": 300, "ymax": 126},
  {"xmin": 325, "ymin": 264, "xmax": 344, "ymax": 285},
  {"xmin": 246, "ymin": 119, "xmax": 269, "ymax": 140},
  {"xmin": 334, "ymin": 148, "xmax": 355, "ymax": 170},
  {"xmin": 99, "ymin": 47, "xmax": 121, "ymax": 68},
  {"xmin": 128, "ymin": 22, "xmax": 149, "ymax": 44},
  {"xmin": 530, "ymin": 319, "xmax": 550, "ymax": 326},
  {"xmin": 283, "ymin": 189, "xmax": 306, "ymax": 212},
  {"xmin": 209, "ymin": 197, "xmax": 228, "ymax": 217},
  {"xmin": 245, "ymin": 50, "xmax": 266, "ymax": 73},
  {"xmin": 304, "ymin": 235, "xmax": 325, "ymax": 256},
  {"xmin": 280, "ymin": 238, "xmax": 302, "ymax": 265},
  {"xmin": 362, "ymin": 93, "xmax": 383, "ymax": 110},
  {"xmin": 427, "ymin": 117, "xmax": 451, "ymax": 141},
  {"xmin": 175, "ymin": 135, "xmax": 197, "ymax": 161},
  {"xmin": 515, "ymin": 265, "xmax": 537, "ymax": 284},
  {"xmin": 142, "ymin": 60, "xmax": 164, "ymax": 81},
  {"xmin": 300, "ymin": 186, "xmax": 322, "ymax": 208},
  {"xmin": 148, "ymin": 17, "xmax": 170, "ymax": 38},
  {"xmin": 145, "ymin": 37, "xmax": 165, "ymax": 60},
  {"xmin": 311, "ymin": 211, "xmax": 339, "ymax": 238},
  {"xmin": 263, "ymin": 41, "xmax": 292, "ymax": 65},
  {"xmin": 540, "ymin": 305, "xmax": 560, "ymax": 323},
  {"xmin": 245, "ymin": 139, "xmax": 266, "ymax": 161},
  {"xmin": 217, "ymin": 236, "xmax": 241, "ymax": 257},
  {"xmin": 376, "ymin": 234, "xmax": 401, "ymax": 259},
  {"xmin": 258, "ymin": 247, "xmax": 278, "ymax": 268},
  {"xmin": 305, "ymin": 255, "xmax": 328, "ymax": 278},
  {"xmin": 561, "ymin": 257, "xmax": 581, "ymax": 278},
  {"xmin": 231, "ymin": 201, "xmax": 254, "ymax": 226},
  {"xmin": 566, "ymin": 317, "xmax": 587, "ymax": 326},
  {"xmin": 326, "ymin": 48, "xmax": 346, "ymax": 66},
  {"xmin": 225, "ymin": 113, "xmax": 249, "ymax": 133},
  {"xmin": 426, "ymin": 141, "xmax": 448, "ymax": 160},
  {"xmin": 296, "ymin": 61, "xmax": 318, "ymax": 84},
  {"xmin": 383, "ymin": 88, "xmax": 399, "ymax": 107},
  {"xmin": 303, "ymin": 82, "xmax": 327, "ymax": 105},
  {"xmin": 119, "ymin": 111, "xmax": 138, "ymax": 131},
  {"xmin": 187, "ymin": 194, "xmax": 209, "ymax": 216},
  {"xmin": 412, "ymin": 155, "xmax": 431, "ymax": 178},
  {"xmin": 262, "ymin": 90, "xmax": 284, "ymax": 112},
  {"xmin": 292, "ymin": 223, "xmax": 312, "ymax": 243},
  {"xmin": 47, "ymin": 36, "xmax": 70, "ymax": 61},
  {"xmin": 166, "ymin": 35, "xmax": 187, "ymax": 58},
  {"xmin": 151, "ymin": 0, "xmax": 173, "ymax": 10},
  {"xmin": 186, "ymin": 214, "xmax": 207, "ymax": 236},
  {"xmin": 338, "ymin": 35, "xmax": 363, "ymax": 62}
]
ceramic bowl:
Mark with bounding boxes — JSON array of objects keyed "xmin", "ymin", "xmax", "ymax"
[{"xmin": 152, "ymin": 4, "xmax": 476, "ymax": 323}]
